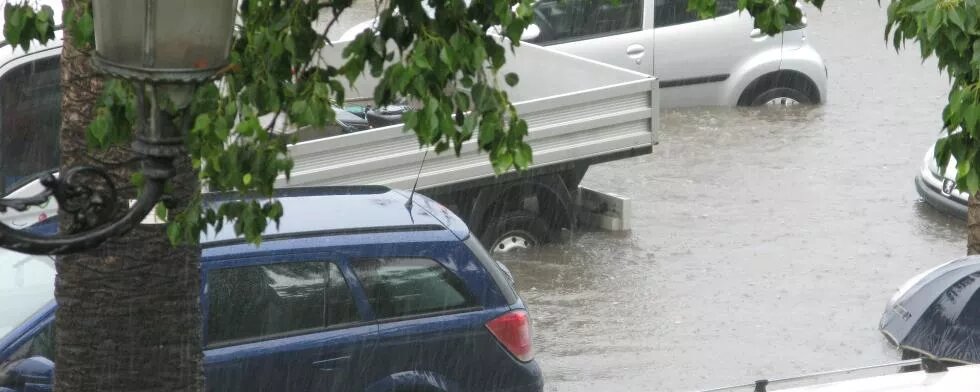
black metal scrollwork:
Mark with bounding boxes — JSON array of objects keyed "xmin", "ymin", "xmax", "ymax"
[
  {"xmin": 0, "ymin": 81, "xmax": 184, "ymax": 255},
  {"xmin": 0, "ymin": 74, "xmax": 195, "ymax": 254},
  {"xmin": 50, "ymin": 167, "xmax": 120, "ymax": 234},
  {"xmin": 0, "ymin": 165, "xmax": 167, "ymax": 255}
]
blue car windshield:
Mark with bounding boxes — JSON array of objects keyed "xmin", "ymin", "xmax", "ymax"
[{"xmin": 0, "ymin": 249, "xmax": 55, "ymax": 340}]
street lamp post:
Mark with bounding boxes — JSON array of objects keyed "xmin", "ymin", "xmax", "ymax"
[{"xmin": 0, "ymin": 0, "xmax": 237, "ymax": 255}]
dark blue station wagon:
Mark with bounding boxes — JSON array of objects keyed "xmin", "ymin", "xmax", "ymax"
[{"xmin": 0, "ymin": 187, "xmax": 543, "ymax": 392}]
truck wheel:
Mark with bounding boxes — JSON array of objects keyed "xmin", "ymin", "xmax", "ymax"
[
  {"xmin": 750, "ymin": 86, "xmax": 811, "ymax": 106},
  {"xmin": 481, "ymin": 211, "xmax": 551, "ymax": 254}
]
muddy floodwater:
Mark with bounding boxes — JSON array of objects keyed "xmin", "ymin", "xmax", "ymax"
[
  {"xmin": 495, "ymin": 1, "xmax": 966, "ymax": 391},
  {"xmin": 328, "ymin": 1, "xmax": 966, "ymax": 390}
]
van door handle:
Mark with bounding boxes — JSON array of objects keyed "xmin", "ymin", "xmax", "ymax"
[
  {"xmin": 312, "ymin": 356, "xmax": 351, "ymax": 372},
  {"xmin": 626, "ymin": 44, "xmax": 645, "ymax": 64}
]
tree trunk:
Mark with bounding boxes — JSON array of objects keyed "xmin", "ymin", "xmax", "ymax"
[
  {"xmin": 53, "ymin": 1, "xmax": 204, "ymax": 391},
  {"xmin": 969, "ymin": 192, "xmax": 980, "ymax": 255}
]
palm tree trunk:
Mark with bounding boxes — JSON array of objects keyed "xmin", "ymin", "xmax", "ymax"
[
  {"xmin": 53, "ymin": 1, "xmax": 204, "ymax": 391},
  {"xmin": 969, "ymin": 193, "xmax": 980, "ymax": 255}
]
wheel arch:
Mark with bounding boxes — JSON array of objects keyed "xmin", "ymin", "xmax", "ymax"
[
  {"xmin": 364, "ymin": 370, "xmax": 456, "ymax": 392},
  {"xmin": 465, "ymin": 174, "xmax": 574, "ymax": 239},
  {"xmin": 736, "ymin": 70, "xmax": 821, "ymax": 106}
]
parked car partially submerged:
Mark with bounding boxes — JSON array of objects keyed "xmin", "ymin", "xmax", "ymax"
[
  {"xmin": 916, "ymin": 137, "xmax": 968, "ymax": 219},
  {"xmin": 339, "ymin": 0, "xmax": 829, "ymax": 108},
  {"xmin": 0, "ymin": 187, "xmax": 543, "ymax": 392}
]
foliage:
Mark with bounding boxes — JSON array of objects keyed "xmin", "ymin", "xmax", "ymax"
[
  {"xmin": 687, "ymin": 0, "xmax": 823, "ymax": 35},
  {"xmin": 3, "ymin": 2, "xmax": 55, "ymax": 50},
  {"xmin": 3, "ymin": 0, "xmax": 533, "ymax": 245},
  {"xmin": 882, "ymin": 0, "xmax": 980, "ymax": 196}
]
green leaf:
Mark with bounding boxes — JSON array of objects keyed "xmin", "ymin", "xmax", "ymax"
[
  {"xmin": 513, "ymin": 143, "xmax": 532, "ymax": 169},
  {"xmin": 968, "ymin": 167, "xmax": 980, "ymax": 194},
  {"xmin": 167, "ymin": 222, "xmax": 182, "ymax": 245},
  {"xmin": 504, "ymin": 73, "xmax": 520, "ymax": 87},
  {"xmin": 959, "ymin": 159, "xmax": 972, "ymax": 177},
  {"xmin": 949, "ymin": 8, "xmax": 966, "ymax": 30},
  {"xmin": 492, "ymin": 150, "xmax": 514, "ymax": 174},
  {"xmin": 439, "ymin": 47, "xmax": 454, "ymax": 66},
  {"xmin": 243, "ymin": 173, "xmax": 252, "ymax": 186},
  {"xmin": 35, "ymin": 5, "xmax": 54, "ymax": 39},
  {"xmin": 65, "ymin": 4, "xmax": 94, "ymax": 49},
  {"xmin": 453, "ymin": 92, "xmax": 470, "ymax": 110},
  {"xmin": 413, "ymin": 54, "xmax": 431, "ymax": 70},
  {"xmin": 908, "ymin": 0, "xmax": 938, "ymax": 13},
  {"xmin": 88, "ymin": 109, "xmax": 111, "ymax": 147},
  {"xmin": 966, "ymin": 103, "xmax": 980, "ymax": 136},
  {"xmin": 3, "ymin": 4, "xmax": 26, "ymax": 48},
  {"xmin": 155, "ymin": 203, "xmax": 168, "ymax": 222}
]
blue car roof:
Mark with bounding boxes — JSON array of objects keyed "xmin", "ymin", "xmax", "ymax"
[{"xmin": 201, "ymin": 186, "xmax": 470, "ymax": 247}]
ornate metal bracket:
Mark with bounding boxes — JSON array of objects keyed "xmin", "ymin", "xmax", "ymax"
[{"xmin": 0, "ymin": 83, "xmax": 184, "ymax": 255}]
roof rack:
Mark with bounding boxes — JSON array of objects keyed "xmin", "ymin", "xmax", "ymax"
[
  {"xmin": 700, "ymin": 358, "xmax": 948, "ymax": 392},
  {"xmin": 201, "ymin": 224, "xmax": 445, "ymax": 249},
  {"xmin": 203, "ymin": 185, "xmax": 391, "ymax": 204}
]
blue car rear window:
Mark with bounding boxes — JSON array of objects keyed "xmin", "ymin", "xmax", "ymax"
[
  {"xmin": 351, "ymin": 258, "xmax": 475, "ymax": 320},
  {"xmin": 464, "ymin": 236, "xmax": 519, "ymax": 305}
]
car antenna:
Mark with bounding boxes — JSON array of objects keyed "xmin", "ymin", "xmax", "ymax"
[{"xmin": 404, "ymin": 148, "xmax": 429, "ymax": 218}]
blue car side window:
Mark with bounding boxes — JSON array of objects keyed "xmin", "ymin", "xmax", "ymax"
[
  {"xmin": 205, "ymin": 261, "xmax": 359, "ymax": 347},
  {"xmin": 351, "ymin": 258, "xmax": 475, "ymax": 320}
]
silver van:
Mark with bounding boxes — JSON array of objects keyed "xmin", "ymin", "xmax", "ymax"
[{"xmin": 340, "ymin": 0, "xmax": 829, "ymax": 108}]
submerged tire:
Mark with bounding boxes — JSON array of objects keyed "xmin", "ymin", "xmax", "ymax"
[
  {"xmin": 750, "ymin": 86, "xmax": 812, "ymax": 106},
  {"xmin": 480, "ymin": 211, "xmax": 551, "ymax": 254}
]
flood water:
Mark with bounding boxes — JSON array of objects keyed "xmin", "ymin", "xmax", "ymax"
[
  {"xmin": 495, "ymin": 1, "xmax": 966, "ymax": 391},
  {"xmin": 325, "ymin": 0, "xmax": 965, "ymax": 389}
]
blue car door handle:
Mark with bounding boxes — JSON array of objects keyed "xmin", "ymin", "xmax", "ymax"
[{"xmin": 312, "ymin": 356, "xmax": 351, "ymax": 372}]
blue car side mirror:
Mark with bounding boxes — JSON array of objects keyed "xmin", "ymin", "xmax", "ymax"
[{"xmin": 1, "ymin": 357, "xmax": 53, "ymax": 392}]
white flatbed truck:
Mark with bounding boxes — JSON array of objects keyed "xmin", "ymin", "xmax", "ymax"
[{"xmin": 0, "ymin": 30, "xmax": 657, "ymax": 251}]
